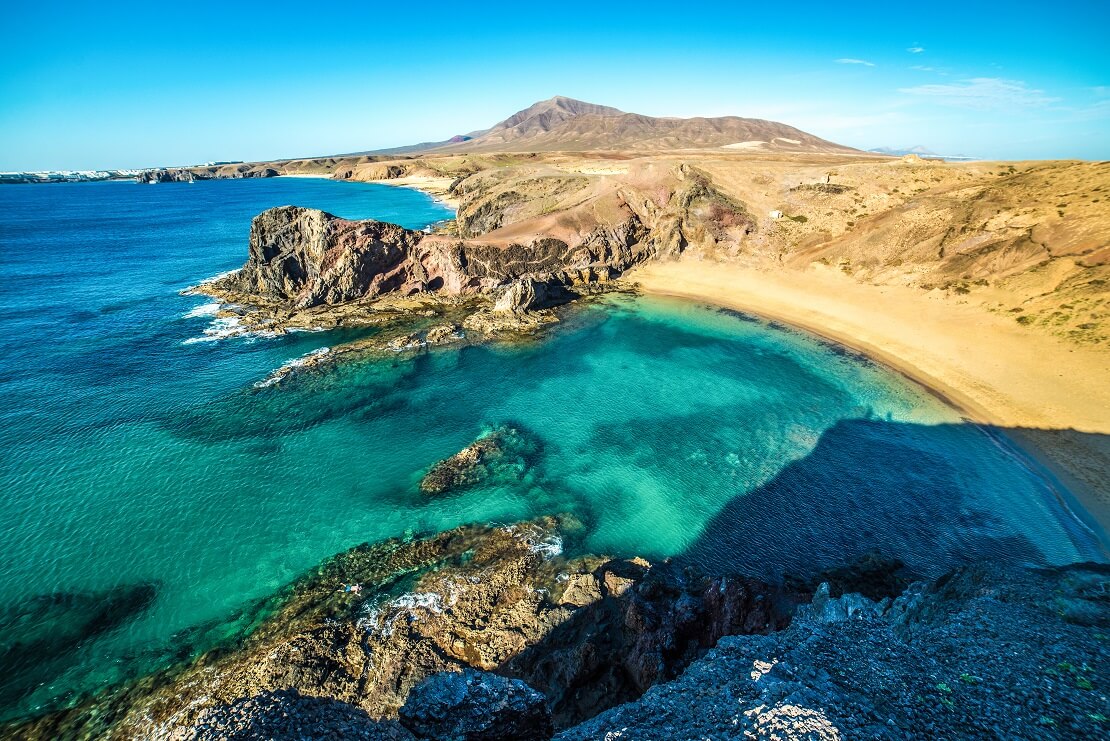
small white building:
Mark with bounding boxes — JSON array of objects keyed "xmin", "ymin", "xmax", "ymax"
[{"xmin": 769, "ymin": 210, "xmax": 784, "ymax": 219}]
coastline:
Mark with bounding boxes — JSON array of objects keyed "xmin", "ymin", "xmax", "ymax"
[{"xmin": 630, "ymin": 259, "xmax": 1110, "ymax": 551}]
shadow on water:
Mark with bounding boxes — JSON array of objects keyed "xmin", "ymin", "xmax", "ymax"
[
  {"xmin": 676, "ymin": 418, "xmax": 1108, "ymax": 582},
  {"xmin": 488, "ymin": 419, "xmax": 1108, "ymax": 730}
]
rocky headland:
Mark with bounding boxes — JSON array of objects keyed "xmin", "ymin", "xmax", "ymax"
[{"xmin": 187, "ymin": 159, "xmax": 754, "ymax": 346}]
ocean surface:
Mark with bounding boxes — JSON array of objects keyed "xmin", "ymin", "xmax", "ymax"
[{"xmin": 0, "ymin": 178, "xmax": 1101, "ymax": 722}]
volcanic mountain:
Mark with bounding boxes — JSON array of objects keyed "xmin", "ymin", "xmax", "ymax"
[{"xmin": 372, "ymin": 96, "xmax": 858, "ymax": 155}]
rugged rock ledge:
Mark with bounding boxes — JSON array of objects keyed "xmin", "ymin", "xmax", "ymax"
[
  {"xmin": 559, "ymin": 562, "xmax": 1110, "ymax": 740},
  {"xmin": 16, "ymin": 529, "xmax": 1105, "ymax": 740},
  {"xmin": 8, "ymin": 517, "xmax": 788, "ymax": 739}
]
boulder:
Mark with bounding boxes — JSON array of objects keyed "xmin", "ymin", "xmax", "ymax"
[
  {"xmin": 558, "ymin": 573, "xmax": 603, "ymax": 607},
  {"xmin": 425, "ymin": 324, "xmax": 463, "ymax": 345},
  {"xmin": 398, "ymin": 669, "xmax": 552, "ymax": 741},
  {"xmin": 494, "ymin": 277, "xmax": 551, "ymax": 313}
]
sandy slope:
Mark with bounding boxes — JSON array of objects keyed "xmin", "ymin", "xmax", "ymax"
[{"xmin": 631, "ymin": 259, "xmax": 1110, "ymax": 542}]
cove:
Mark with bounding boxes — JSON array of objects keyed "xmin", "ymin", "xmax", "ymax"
[{"xmin": 0, "ymin": 179, "xmax": 1100, "ymax": 722}]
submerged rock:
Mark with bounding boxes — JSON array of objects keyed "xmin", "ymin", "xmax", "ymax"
[
  {"xmin": 0, "ymin": 582, "xmax": 158, "ymax": 709},
  {"xmin": 419, "ymin": 425, "xmax": 540, "ymax": 496},
  {"xmin": 398, "ymin": 669, "xmax": 552, "ymax": 740}
]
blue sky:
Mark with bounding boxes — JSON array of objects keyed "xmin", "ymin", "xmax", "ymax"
[{"xmin": 2, "ymin": 0, "xmax": 1107, "ymax": 169}]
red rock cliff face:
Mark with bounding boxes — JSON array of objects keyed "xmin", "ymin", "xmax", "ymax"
[{"xmin": 216, "ymin": 206, "xmax": 424, "ymax": 308}]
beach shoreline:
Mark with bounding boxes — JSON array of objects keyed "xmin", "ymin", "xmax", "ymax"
[
  {"xmin": 631, "ymin": 259, "xmax": 1110, "ymax": 551},
  {"xmin": 369, "ymin": 175, "xmax": 461, "ymax": 210}
]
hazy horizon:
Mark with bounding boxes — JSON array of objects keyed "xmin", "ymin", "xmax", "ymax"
[{"xmin": 3, "ymin": 0, "xmax": 1107, "ymax": 170}]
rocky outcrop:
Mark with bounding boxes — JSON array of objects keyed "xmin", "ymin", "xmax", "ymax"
[
  {"xmin": 136, "ymin": 168, "xmax": 197, "ymax": 184},
  {"xmin": 11, "ymin": 513, "xmax": 1106, "ymax": 741},
  {"xmin": 209, "ymin": 206, "xmax": 425, "ymax": 309},
  {"xmin": 398, "ymin": 670, "xmax": 552, "ymax": 740},
  {"xmin": 559, "ymin": 562, "xmax": 1110, "ymax": 740},
  {"xmin": 419, "ymin": 425, "xmax": 540, "ymax": 496},
  {"xmin": 136, "ymin": 165, "xmax": 285, "ymax": 183}
]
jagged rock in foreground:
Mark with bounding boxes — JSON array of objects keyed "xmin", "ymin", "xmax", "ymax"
[
  {"xmin": 558, "ymin": 562, "xmax": 1110, "ymax": 740},
  {"xmin": 398, "ymin": 669, "xmax": 552, "ymax": 740},
  {"xmin": 192, "ymin": 689, "xmax": 413, "ymax": 741}
]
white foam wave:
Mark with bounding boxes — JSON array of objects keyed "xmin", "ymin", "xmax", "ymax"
[
  {"xmin": 358, "ymin": 590, "xmax": 449, "ymax": 637},
  {"xmin": 182, "ymin": 314, "xmax": 244, "ymax": 344},
  {"xmin": 254, "ymin": 347, "xmax": 331, "ymax": 388},
  {"xmin": 184, "ymin": 302, "xmax": 220, "ymax": 319},
  {"xmin": 500, "ymin": 524, "xmax": 563, "ymax": 559}
]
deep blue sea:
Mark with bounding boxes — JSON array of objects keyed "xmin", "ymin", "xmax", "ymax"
[{"xmin": 0, "ymin": 178, "xmax": 1101, "ymax": 722}]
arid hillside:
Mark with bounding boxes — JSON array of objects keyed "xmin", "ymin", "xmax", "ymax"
[{"xmin": 328, "ymin": 151, "xmax": 1109, "ymax": 346}]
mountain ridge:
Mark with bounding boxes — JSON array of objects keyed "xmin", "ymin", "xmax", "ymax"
[{"xmin": 367, "ymin": 96, "xmax": 858, "ymax": 155}]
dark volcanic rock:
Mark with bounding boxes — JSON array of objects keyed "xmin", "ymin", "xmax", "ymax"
[
  {"xmin": 419, "ymin": 424, "xmax": 540, "ymax": 495},
  {"xmin": 558, "ymin": 562, "xmax": 1110, "ymax": 740},
  {"xmin": 398, "ymin": 669, "xmax": 552, "ymax": 740},
  {"xmin": 194, "ymin": 689, "xmax": 413, "ymax": 741},
  {"xmin": 508, "ymin": 560, "xmax": 788, "ymax": 728}
]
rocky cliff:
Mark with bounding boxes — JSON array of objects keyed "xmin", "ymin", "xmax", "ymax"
[{"xmin": 14, "ymin": 519, "xmax": 1105, "ymax": 740}]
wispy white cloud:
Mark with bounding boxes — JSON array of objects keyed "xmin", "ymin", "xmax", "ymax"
[
  {"xmin": 907, "ymin": 46, "xmax": 925, "ymax": 54},
  {"xmin": 898, "ymin": 78, "xmax": 1058, "ymax": 109},
  {"xmin": 911, "ymin": 65, "xmax": 936, "ymax": 72},
  {"xmin": 835, "ymin": 58, "xmax": 875, "ymax": 67}
]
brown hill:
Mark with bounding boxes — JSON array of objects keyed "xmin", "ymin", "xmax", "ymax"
[{"xmin": 373, "ymin": 96, "xmax": 859, "ymax": 155}]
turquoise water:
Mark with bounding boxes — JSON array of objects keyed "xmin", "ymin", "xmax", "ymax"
[{"xmin": 0, "ymin": 179, "xmax": 1101, "ymax": 721}]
